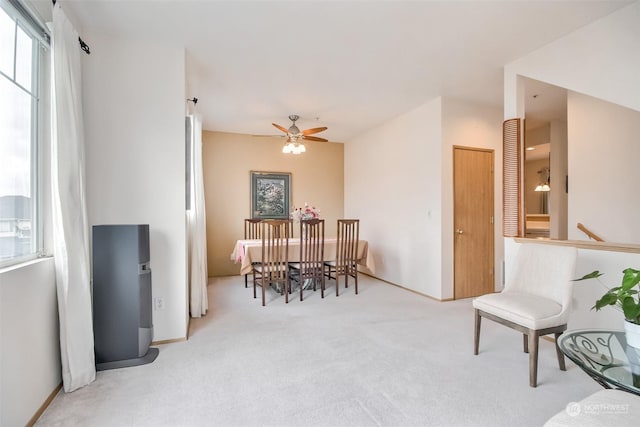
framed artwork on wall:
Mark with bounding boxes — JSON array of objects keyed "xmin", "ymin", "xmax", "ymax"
[{"xmin": 250, "ymin": 171, "xmax": 292, "ymax": 219}]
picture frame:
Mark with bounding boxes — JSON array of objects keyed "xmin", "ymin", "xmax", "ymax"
[{"xmin": 250, "ymin": 171, "xmax": 292, "ymax": 219}]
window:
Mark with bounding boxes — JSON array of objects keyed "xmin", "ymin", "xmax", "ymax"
[{"xmin": 0, "ymin": 0, "xmax": 45, "ymax": 266}]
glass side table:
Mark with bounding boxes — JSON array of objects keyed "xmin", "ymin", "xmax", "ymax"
[{"xmin": 558, "ymin": 330, "xmax": 640, "ymax": 396}]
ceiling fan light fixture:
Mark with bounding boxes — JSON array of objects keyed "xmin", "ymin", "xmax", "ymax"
[
  {"xmin": 282, "ymin": 143, "xmax": 293, "ymax": 154},
  {"xmin": 289, "ymin": 142, "xmax": 305, "ymax": 154},
  {"xmin": 282, "ymin": 140, "xmax": 306, "ymax": 154},
  {"xmin": 274, "ymin": 114, "xmax": 327, "ymax": 154}
]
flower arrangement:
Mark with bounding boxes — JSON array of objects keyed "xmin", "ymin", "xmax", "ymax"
[{"xmin": 290, "ymin": 202, "xmax": 320, "ymax": 222}]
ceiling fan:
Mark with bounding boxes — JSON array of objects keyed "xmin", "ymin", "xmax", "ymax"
[{"xmin": 272, "ymin": 115, "xmax": 328, "ymax": 143}]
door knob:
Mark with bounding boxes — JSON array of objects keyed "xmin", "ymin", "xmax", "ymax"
[{"xmin": 456, "ymin": 229, "xmax": 464, "ymax": 235}]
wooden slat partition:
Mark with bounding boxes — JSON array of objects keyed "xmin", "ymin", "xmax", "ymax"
[{"xmin": 503, "ymin": 118, "xmax": 522, "ymax": 237}]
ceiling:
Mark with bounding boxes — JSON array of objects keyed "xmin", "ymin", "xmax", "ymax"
[
  {"xmin": 32, "ymin": 0, "xmax": 631, "ymax": 142},
  {"xmin": 524, "ymin": 77, "xmax": 568, "ymax": 131},
  {"xmin": 523, "ymin": 78, "xmax": 568, "ymax": 160}
]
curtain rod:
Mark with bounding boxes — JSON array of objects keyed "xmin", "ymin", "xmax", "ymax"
[
  {"xmin": 52, "ymin": 0, "xmax": 90, "ymax": 54},
  {"xmin": 7, "ymin": 0, "xmax": 50, "ymax": 45}
]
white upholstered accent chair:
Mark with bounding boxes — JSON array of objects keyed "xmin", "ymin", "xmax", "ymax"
[{"xmin": 473, "ymin": 243, "xmax": 578, "ymax": 387}]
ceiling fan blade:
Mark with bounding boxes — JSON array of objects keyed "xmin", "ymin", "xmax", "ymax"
[
  {"xmin": 302, "ymin": 135, "xmax": 328, "ymax": 142},
  {"xmin": 302, "ymin": 126, "xmax": 328, "ymax": 136},
  {"xmin": 272, "ymin": 123, "xmax": 289, "ymax": 134}
]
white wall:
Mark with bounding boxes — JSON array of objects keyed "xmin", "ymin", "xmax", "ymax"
[
  {"xmin": 441, "ymin": 98, "xmax": 503, "ymax": 298},
  {"xmin": 505, "ymin": 1, "xmax": 640, "ymax": 116},
  {"xmin": 83, "ymin": 36, "xmax": 187, "ymax": 341},
  {"xmin": 0, "ymin": 259, "xmax": 61, "ymax": 427},
  {"xmin": 567, "ymin": 92, "xmax": 640, "ymax": 243},
  {"xmin": 504, "ymin": 2, "xmax": 640, "ymax": 237},
  {"xmin": 345, "ymin": 98, "xmax": 443, "ymax": 297},
  {"xmin": 345, "ymin": 97, "xmax": 502, "ymax": 299},
  {"xmin": 505, "ymin": 2, "xmax": 640, "ymax": 245},
  {"xmin": 502, "ymin": 1, "xmax": 640, "ymax": 315}
]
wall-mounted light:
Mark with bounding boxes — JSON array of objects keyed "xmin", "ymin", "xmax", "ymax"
[{"xmin": 534, "ymin": 167, "xmax": 551, "ymax": 192}]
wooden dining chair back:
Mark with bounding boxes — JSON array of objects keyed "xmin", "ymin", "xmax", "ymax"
[
  {"xmin": 326, "ymin": 219, "xmax": 360, "ymax": 296},
  {"xmin": 287, "ymin": 219, "xmax": 295, "ymax": 238},
  {"xmin": 290, "ymin": 219, "xmax": 325, "ymax": 300},
  {"xmin": 244, "ymin": 218, "xmax": 262, "ymax": 240},
  {"xmin": 243, "ymin": 219, "xmax": 262, "ymax": 288},
  {"xmin": 252, "ymin": 219, "xmax": 291, "ymax": 306}
]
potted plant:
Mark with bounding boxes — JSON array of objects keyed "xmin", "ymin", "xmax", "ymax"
[{"xmin": 575, "ymin": 268, "xmax": 640, "ymax": 348}]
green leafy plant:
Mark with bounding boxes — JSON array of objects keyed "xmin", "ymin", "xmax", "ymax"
[{"xmin": 574, "ymin": 268, "xmax": 640, "ymax": 325}]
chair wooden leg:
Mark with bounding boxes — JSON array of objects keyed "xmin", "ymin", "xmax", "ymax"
[
  {"xmin": 474, "ymin": 309, "xmax": 481, "ymax": 355},
  {"xmin": 555, "ymin": 332, "xmax": 566, "ymax": 371},
  {"xmin": 523, "ymin": 333, "xmax": 529, "ymax": 353},
  {"xmin": 321, "ymin": 274, "xmax": 325, "ymax": 298},
  {"xmin": 285, "ymin": 277, "xmax": 289, "ymax": 304},
  {"xmin": 354, "ymin": 270, "xmax": 358, "ymax": 295},
  {"xmin": 253, "ymin": 272, "xmax": 257, "ymax": 299},
  {"xmin": 528, "ymin": 330, "xmax": 539, "ymax": 387},
  {"xmin": 245, "ymin": 274, "xmax": 248, "ymax": 288},
  {"xmin": 336, "ymin": 273, "xmax": 340, "ymax": 297},
  {"xmin": 261, "ymin": 276, "xmax": 266, "ymax": 307}
]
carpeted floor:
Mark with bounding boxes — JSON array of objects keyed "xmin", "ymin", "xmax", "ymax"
[{"xmin": 36, "ymin": 275, "xmax": 600, "ymax": 426}]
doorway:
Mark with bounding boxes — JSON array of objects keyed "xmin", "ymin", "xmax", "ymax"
[
  {"xmin": 453, "ymin": 146, "xmax": 494, "ymax": 299},
  {"xmin": 523, "ymin": 77, "xmax": 568, "ymax": 239}
]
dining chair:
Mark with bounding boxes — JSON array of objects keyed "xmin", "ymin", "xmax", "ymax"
[
  {"xmin": 287, "ymin": 219, "xmax": 295, "ymax": 238},
  {"xmin": 251, "ymin": 219, "xmax": 291, "ymax": 306},
  {"xmin": 289, "ymin": 219, "xmax": 325, "ymax": 300},
  {"xmin": 325, "ymin": 219, "xmax": 359, "ymax": 296},
  {"xmin": 243, "ymin": 218, "xmax": 262, "ymax": 288},
  {"xmin": 473, "ymin": 243, "xmax": 577, "ymax": 387}
]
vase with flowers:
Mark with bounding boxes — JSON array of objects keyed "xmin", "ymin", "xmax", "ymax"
[{"xmin": 290, "ymin": 202, "xmax": 320, "ymax": 239}]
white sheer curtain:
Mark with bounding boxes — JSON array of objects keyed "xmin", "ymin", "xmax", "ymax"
[
  {"xmin": 187, "ymin": 115, "xmax": 208, "ymax": 317},
  {"xmin": 51, "ymin": 4, "xmax": 96, "ymax": 392}
]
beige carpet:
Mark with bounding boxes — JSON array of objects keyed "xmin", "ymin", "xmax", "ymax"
[{"xmin": 36, "ymin": 275, "xmax": 601, "ymax": 426}]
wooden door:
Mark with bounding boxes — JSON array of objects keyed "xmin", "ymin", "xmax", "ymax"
[{"xmin": 453, "ymin": 147, "xmax": 494, "ymax": 299}]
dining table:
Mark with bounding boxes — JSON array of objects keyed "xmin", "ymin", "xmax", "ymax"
[{"xmin": 230, "ymin": 238, "xmax": 376, "ymax": 276}]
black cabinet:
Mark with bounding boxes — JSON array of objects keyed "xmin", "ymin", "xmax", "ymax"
[{"xmin": 92, "ymin": 224, "xmax": 158, "ymax": 370}]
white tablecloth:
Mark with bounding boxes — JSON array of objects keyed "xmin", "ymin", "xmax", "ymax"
[{"xmin": 230, "ymin": 238, "xmax": 375, "ymax": 276}]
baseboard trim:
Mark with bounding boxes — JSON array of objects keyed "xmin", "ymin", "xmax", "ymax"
[
  {"xmin": 360, "ymin": 272, "xmax": 453, "ymax": 302},
  {"xmin": 27, "ymin": 382, "xmax": 62, "ymax": 427},
  {"xmin": 151, "ymin": 337, "xmax": 187, "ymax": 346}
]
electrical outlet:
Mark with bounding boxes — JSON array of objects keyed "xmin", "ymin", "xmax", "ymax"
[{"xmin": 154, "ymin": 297, "xmax": 165, "ymax": 310}]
